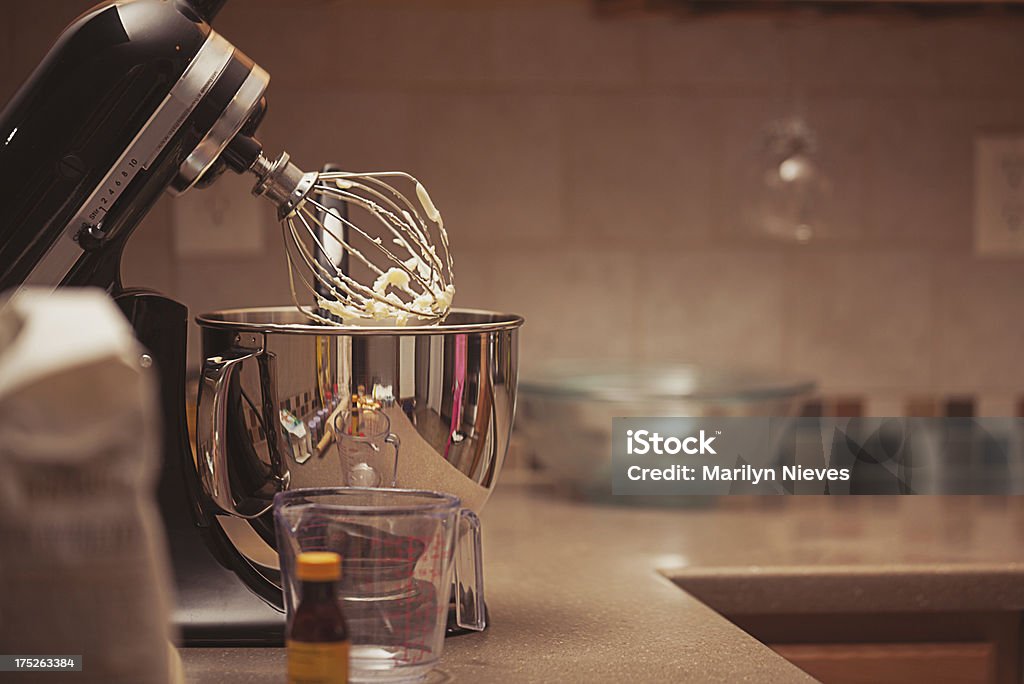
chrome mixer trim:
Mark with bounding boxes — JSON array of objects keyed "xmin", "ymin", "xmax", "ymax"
[
  {"xmin": 169, "ymin": 63, "xmax": 270, "ymax": 196},
  {"xmin": 250, "ymin": 151, "xmax": 318, "ymax": 219},
  {"xmin": 23, "ymin": 31, "xmax": 236, "ymax": 287}
]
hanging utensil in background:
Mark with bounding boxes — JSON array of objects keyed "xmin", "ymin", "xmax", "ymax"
[{"xmin": 744, "ymin": 115, "xmax": 833, "ymax": 243}]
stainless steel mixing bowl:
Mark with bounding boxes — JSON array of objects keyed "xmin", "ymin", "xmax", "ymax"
[{"xmin": 193, "ymin": 307, "xmax": 522, "ymax": 586}]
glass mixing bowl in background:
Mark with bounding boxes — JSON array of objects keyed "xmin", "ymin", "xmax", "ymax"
[{"xmin": 516, "ymin": 361, "xmax": 815, "ymax": 504}]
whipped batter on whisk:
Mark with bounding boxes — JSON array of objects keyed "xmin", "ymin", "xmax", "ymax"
[{"xmin": 314, "ymin": 177, "xmax": 454, "ymax": 326}]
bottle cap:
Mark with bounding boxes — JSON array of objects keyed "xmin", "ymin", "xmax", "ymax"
[{"xmin": 296, "ymin": 551, "xmax": 342, "ymax": 581}]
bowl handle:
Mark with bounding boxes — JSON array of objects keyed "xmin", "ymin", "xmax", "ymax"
[{"xmin": 196, "ymin": 348, "xmax": 276, "ymax": 519}]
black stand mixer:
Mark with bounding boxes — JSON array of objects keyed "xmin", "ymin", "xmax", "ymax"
[
  {"xmin": 0, "ymin": 0, "xmax": 321, "ymax": 644},
  {"xmin": 0, "ymin": 0, "xmax": 523, "ymax": 647}
]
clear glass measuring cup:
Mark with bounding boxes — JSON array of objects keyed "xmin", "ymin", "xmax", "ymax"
[
  {"xmin": 273, "ymin": 487, "xmax": 485, "ymax": 682},
  {"xmin": 333, "ymin": 408, "xmax": 400, "ymax": 488}
]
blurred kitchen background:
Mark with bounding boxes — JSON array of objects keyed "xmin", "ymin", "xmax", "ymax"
[{"xmin": 4, "ymin": 0, "xmax": 1024, "ymax": 417}]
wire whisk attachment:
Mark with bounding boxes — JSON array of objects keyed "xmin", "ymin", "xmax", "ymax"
[{"xmin": 249, "ymin": 151, "xmax": 454, "ymax": 326}]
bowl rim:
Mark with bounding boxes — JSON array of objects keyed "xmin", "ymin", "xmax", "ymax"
[{"xmin": 196, "ymin": 306, "xmax": 524, "ymax": 335}]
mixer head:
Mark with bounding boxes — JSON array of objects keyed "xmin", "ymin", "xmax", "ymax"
[
  {"xmin": 0, "ymin": 0, "xmax": 453, "ymax": 326},
  {"xmin": 245, "ymin": 151, "xmax": 455, "ymax": 326}
]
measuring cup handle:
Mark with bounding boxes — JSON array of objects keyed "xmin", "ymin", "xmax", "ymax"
[
  {"xmin": 455, "ymin": 508, "xmax": 486, "ymax": 631},
  {"xmin": 385, "ymin": 433, "xmax": 400, "ymax": 487}
]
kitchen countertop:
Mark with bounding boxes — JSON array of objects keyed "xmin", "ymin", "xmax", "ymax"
[{"xmin": 180, "ymin": 484, "xmax": 1024, "ymax": 683}]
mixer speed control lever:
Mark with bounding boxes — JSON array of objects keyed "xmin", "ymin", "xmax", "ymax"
[{"xmin": 75, "ymin": 222, "xmax": 108, "ymax": 251}]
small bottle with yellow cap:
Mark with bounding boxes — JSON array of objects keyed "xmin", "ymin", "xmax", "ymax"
[{"xmin": 287, "ymin": 551, "xmax": 350, "ymax": 684}]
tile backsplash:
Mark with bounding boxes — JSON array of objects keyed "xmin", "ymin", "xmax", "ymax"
[{"xmin": 5, "ymin": 0, "xmax": 1024, "ymax": 403}]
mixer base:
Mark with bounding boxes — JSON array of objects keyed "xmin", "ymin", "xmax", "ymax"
[{"xmin": 117, "ymin": 291, "xmax": 286, "ymax": 645}]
